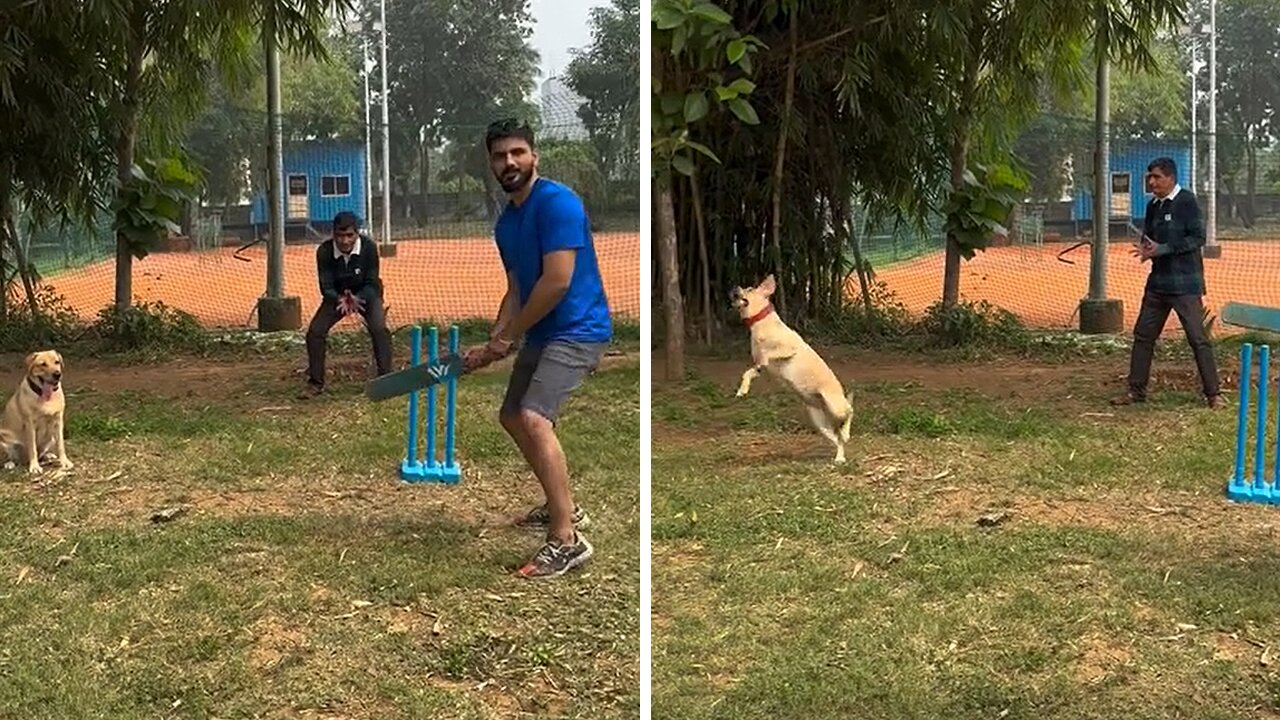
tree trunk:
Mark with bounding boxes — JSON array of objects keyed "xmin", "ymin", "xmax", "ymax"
[
  {"xmin": 768, "ymin": 17, "xmax": 798, "ymax": 319},
  {"xmin": 114, "ymin": 7, "xmax": 146, "ymax": 311},
  {"xmin": 656, "ymin": 174, "xmax": 686, "ymax": 381},
  {"xmin": 418, "ymin": 134, "xmax": 431, "ymax": 222},
  {"xmin": 848, "ymin": 204, "xmax": 873, "ymax": 315},
  {"xmin": 942, "ymin": 113, "xmax": 971, "ymax": 309},
  {"xmin": 0, "ymin": 190, "xmax": 39, "ymax": 325},
  {"xmin": 691, "ymin": 167, "xmax": 712, "ymax": 344}
]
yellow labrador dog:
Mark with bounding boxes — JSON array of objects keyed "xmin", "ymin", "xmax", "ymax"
[
  {"xmin": 731, "ymin": 275, "xmax": 854, "ymax": 463},
  {"xmin": 0, "ymin": 350, "xmax": 72, "ymax": 474}
]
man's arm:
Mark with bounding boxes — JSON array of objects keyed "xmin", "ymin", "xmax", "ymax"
[
  {"xmin": 317, "ymin": 244, "xmax": 339, "ymax": 301},
  {"xmin": 491, "ymin": 272, "xmax": 522, "ymax": 340},
  {"xmin": 1152, "ymin": 195, "xmax": 1206, "ymax": 257},
  {"xmin": 495, "ymin": 251, "xmax": 575, "ymax": 343}
]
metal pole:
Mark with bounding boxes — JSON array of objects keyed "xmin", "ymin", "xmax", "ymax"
[
  {"xmin": 1190, "ymin": 36, "xmax": 1197, "ymax": 193},
  {"xmin": 265, "ymin": 6, "xmax": 284, "ymax": 299},
  {"xmin": 1207, "ymin": 0, "xmax": 1218, "ymax": 250},
  {"xmin": 378, "ymin": 0, "xmax": 391, "ymax": 246},
  {"xmin": 1089, "ymin": 50, "xmax": 1109, "ymax": 301},
  {"xmin": 363, "ymin": 30, "xmax": 374, "ymax": 227}
]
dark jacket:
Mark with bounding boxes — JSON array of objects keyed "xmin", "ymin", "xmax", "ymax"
[
  {"xmin": 1143, "ymin": 187, "xmax": 1206, "ymax": 296},
  {"xmin": 316, "ymin": 233, "xmax": 382, "ymax": 302}
]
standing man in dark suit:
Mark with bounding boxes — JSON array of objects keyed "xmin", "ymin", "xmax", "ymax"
[
  {"xmin": 302, "ymin": 210, "xmax": 393, "ymax": 397},
  {"xmin": 1112, "ymin": 157, "xmax": 1223, "ymax": 408}
]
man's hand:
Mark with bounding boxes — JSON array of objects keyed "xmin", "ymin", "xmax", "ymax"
[
  {"xmin": 338, "ymin": 290, "xmax": 365, "ymax": 316},
  {"xmin": 1131, "ymin": 236, "xmax": 1157, "ymax": 262},
  {"xmin": 461, "ymin": 339, "xmax": 516, "ymax": 374}
]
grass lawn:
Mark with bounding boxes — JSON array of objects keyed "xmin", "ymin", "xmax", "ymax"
[
  {"xmin": 652, "ymin": 341, "xmax": 1280, "ymax": 720},
  {"xmin": 0, "ymin": 338, "xmax": 640, "ymax": 719}
]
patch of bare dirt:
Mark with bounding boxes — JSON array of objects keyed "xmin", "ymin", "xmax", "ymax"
[
  {"xmin": 911, "ymin": 482, "xmax": 1280, "ymax": 550},
  {"xmin": 248, "ymin": 613, "xmax": 309, "ymax": 672},
  {"xmin": 1074, "ymin": 631, "xmax": 1134, "ymax": 685}
]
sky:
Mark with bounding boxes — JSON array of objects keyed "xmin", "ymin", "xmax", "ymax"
[{"xmin": 528, "ymin": 0, "xmax": 608, "ymax": 99}]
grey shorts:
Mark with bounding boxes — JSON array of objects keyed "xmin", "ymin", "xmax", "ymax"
[{"xmin": 501, "ymin": 340, "xmax": 606, "ymax": 424}]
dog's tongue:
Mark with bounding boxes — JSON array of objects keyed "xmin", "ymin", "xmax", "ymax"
[{"xmin": 40, "ymin": 385, "xmax": 53, "ymax": 401}]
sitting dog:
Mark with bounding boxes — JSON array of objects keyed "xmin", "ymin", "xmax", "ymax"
[
  {"xmin": 0, "ymin": 350, "xmax": 72, "ymax": 474},
  {"xmin": 731, "ymin": 275, "xmax": 854, "ymax": 463}
]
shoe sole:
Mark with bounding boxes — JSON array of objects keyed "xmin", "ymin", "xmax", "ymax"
[{"xmin": 519, "ymin": 539, "xmax": 595, "ymax": 579}]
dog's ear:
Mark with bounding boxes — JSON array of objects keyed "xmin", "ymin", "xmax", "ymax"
[
  {"xmin": 55, "ymin": 351, "xmax": 63, "ymax": 366},
  {"xmin": 760, "ymin": 274, "xmax": 776, "ymax": 297},
  {"xmin": 24, "ymin": 352, "xmax": 36, "ymax": 370}
]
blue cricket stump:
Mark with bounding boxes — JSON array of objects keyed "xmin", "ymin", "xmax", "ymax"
[
  {"xmin": 1227, "ymin": 342, "xmax": 1278, "ymax": 504},
  {"xmin": 400, "ymin": 324, "xmax": 462, "ymax": 484}
]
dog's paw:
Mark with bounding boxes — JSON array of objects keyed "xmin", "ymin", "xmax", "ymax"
[
  {"xmin": 27, "ymin": 464, "xmax": 42, "ymax": 475},
  {"xmin": 735, "ymin": 386, "xmax": 750, "ymax": 398},
  {"xmin": 58, "ymin": 457, "xmax": 73, "ymax": 470}
]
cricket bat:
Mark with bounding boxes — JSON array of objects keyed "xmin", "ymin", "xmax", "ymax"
[
  {"xmin": 365, "ymin": 353, "xmax": 464, "ymax": 401},
  {"xmin": 1222, "ymin": 302, "xmax": 1280, "ymax": 335}
]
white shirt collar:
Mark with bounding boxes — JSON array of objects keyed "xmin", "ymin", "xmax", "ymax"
[
  {"xmin": 1156, "ymin": 184, "xmax": 1182, "ymax": 202},
  {"xmin": 333, "ymin": 233, "xmax": 362, "ymax": 260}
]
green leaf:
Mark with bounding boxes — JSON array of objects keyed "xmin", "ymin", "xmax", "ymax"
[
  {"xmin": 672, "ymin": 153, "xmax": 695, "ymax": 177},
  {"xmin": 672, "ymin": 24, "xmax": 688, "ymax": 56},
  {"xmin": 726, "ymin": 39, "xmax": 746, "ymax": 63},
  {"xmin": 684, "ymin": 91, "xmax": 709, "ymax": 123},
  {"xmin": 654, "ymin": 6, "xmax": 684, "ymax": 30},
  {"xmin": 713, "ymin": 85, "xmax": 736, "ymax": 101},
  {"xmin": 685, "ymin": 140, "xmax": 721, "ymax": 164},
  {"xmin": 690, "ymin": 2, "xmax": 732, "ymax": 24},
  {"xmin": 661, "ymin": 93, "xmax": 684, "ymax": 116},
  {"xmin": 727, "ymin": 97, "xmax": 759, "ymax": 125},
  {"xmin": 727, "ymin": 78, "xmax": 756, "ymax": 94}
]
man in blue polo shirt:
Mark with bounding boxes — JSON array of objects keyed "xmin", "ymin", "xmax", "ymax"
[{"xmin": 463, "ymin": 117, "xmax": 612, "ymax": 579}]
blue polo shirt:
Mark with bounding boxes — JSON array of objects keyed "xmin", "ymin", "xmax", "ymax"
[{"xmin": 494, "ymin": 177, "xmax": 613, "ymax": 346}]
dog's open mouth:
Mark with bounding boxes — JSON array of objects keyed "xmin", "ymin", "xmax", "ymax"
[{"xmin": 39, "ymin": 380, "xmax": 58, "ymax": 401}]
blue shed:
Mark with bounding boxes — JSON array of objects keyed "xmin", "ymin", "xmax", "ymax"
[
  {"xmin": 250, "ymin": 142, "xmax": 368, "ymax": 230},
  {"xmin": 1073, "ymin": 140, "xmax": 1193, "ymax": 222}
]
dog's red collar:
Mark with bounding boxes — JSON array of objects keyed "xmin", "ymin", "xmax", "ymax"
[{"xmin": 743, "ymin": 304, "xmax": 774, "ymax": 329}]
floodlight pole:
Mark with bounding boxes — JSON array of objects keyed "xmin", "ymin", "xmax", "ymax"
[
  {"xmin": 1205, "ymin": 0, "xmax": 1220, "ymax": 258},
  {"xmin": 363, "ymin": 31, "xmax": 374, "ymax": 227},
  {"xmin": 377, "ymin": 0, "xmax": 395, "ymax": 256}
]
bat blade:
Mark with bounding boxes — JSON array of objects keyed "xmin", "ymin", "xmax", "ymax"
[
  {"xmin": 1221, "ymin": 303, "xmax": 1280, "ymax": 334},
  {"xmin": 365, "ymin": 354, "xmax": 463, "ymax": 401}
]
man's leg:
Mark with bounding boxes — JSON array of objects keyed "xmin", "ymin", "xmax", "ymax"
[
  {"xmin": 504, "ymin": 340, "xmax": 605, "ymax": 578},
  {"xmin": 502, "ymin": 346, "xmax": 592, "ymax": 530},
  {"xmin": 1116, "ymin": 289, "xmax": 1172, "ymax": 404},
  {"xmin": 304, "ymin": 300, "xmax": 342, "ymax": 393},
  {"xmin": 1170, "ymin": 294, "xmax": 1223, "ymax": 404},
  {"xmin": 359, "ymin": 289, "xmax": 394, "ymax": 376}
]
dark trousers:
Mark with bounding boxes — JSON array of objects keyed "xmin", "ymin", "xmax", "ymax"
[
  {"xmin": 305, "ymin": 290, "xmax": 393, "ymax": 387},
  {"xmin": 1127, "ymin": 288, "xmax": 1220, "ymax": 399}
]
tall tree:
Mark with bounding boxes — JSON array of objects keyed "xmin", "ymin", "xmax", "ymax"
[
  {"xmin": 0, "ymin": 2, "xmax": 118, "ymax": 323},
  {"xmin": 84, "ymin": 0, "xmax": 353, "ymax": 311},
  {"xmin": 1204, "ymin": 0, "xmax": 1280, "ymax": 226},
  {"xmin": 185, "ymin": 27, "xmax": 366, "ymax": 208},
  {"xmin": 565, "ymin": 0, "xmax": 640, "ymax": 200},
  {"xmin": 377, "ymin": 0, "xmax": 540, "ymax": 222},
  {"xmin": 652, "ymin": 0, "xmax": 764, "ymax": 379}
]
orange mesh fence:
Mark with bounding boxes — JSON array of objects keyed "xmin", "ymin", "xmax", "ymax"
[
  {"xmin": 22, "ymin": 111, "xmax": 639, "ymax": 333},
  {"xmin": 42, "ymin": 233, "xmax": 639, "ymax": 330},
  {"xmin": 863, "ymin": 239, "xmax": 1280, "ymax": 336},
  {"xmin": 851, "ymin": 120, "xmax": 1280, "ymax": 336}
]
